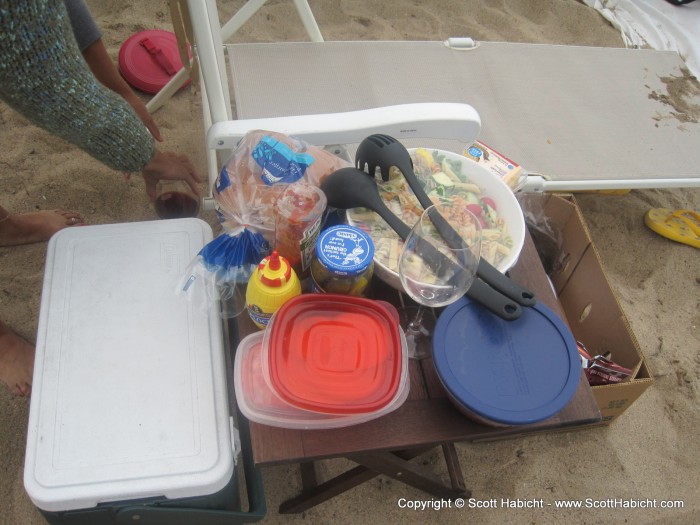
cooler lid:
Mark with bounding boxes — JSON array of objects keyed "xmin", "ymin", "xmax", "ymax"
[{"xmin": 24, "ymin": 219, "xmax": 233, "ymax": 512}]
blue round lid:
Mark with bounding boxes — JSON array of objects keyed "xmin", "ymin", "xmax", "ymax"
[
  {"xmin": 432, "ymin": 297, "xmax": 581, "ymax": 426},
  {"xmin": 316, "ymin": 225, "xmax": 375, "ymax": 276}
]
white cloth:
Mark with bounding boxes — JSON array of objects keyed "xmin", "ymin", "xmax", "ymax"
[{"xmin": 583, "ymin": 0, "xmax": 700, "ymax": 79}]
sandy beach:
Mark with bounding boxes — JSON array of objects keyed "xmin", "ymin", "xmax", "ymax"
[{"xmin": 1, "ymin": 1, "xmax": 699, "ymax": 524}]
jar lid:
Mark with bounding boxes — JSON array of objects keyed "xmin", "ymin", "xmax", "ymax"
[
  {"xmin": 433, "ymin": 297, "xmax": 581, "ymax": 426},
  {"xmin": 315, "ymin": 225, "xmax": 375, "ymax": 276}
]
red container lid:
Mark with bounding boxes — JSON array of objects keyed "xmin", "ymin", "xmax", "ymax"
[
  {"xmin": 118, "ymin": 30, "xmax": 191, "ymax": 94},
  {"xmin": 262, "ymin": 294, "xmax": 404, "ymax": 414}
]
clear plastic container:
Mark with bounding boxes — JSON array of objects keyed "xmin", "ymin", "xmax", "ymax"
[
  {"xmin": 234, "ymin": 330, "xmax": 409, "ymax": 430},
  {"xmin": 273, "ymin": 183, "xmax": 327, "ymax": 279}
]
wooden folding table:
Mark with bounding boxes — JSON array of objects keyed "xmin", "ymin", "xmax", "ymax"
[{"xmin": 228, "ymin": 220, "xmax": 602, "ymax": 514}]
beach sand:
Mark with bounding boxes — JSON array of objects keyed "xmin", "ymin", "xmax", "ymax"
[{"xmin": 1, "ymin": 1, "xmax": 699, "ymax": 524}]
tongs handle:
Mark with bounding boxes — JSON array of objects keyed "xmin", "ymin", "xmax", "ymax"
[
  {"xmin": 467, "ymin": 278, "xmax": 521, "ymax": 321},
  {"xmin": 401, "ymin": 207, "xmax": 522, "ymax": 320},
  {"xmin": 428, "ymin": 208, "xmax": 536, "ymax": 307},
  {"xmin": 397, "ymin": 158, "xmax": 536, "ymax": 307}
]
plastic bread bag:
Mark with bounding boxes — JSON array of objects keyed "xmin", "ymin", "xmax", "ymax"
[
  {"xmin": 213, "ymin": 130, "xmax": 349, "ymax": 234},
  {"xmin": 180, "ymin": 130, "xmax": 348, "ymax": 317},
  {"xmin": 179, "ymin": 228, "xmax": 271, "ymax": 319}
]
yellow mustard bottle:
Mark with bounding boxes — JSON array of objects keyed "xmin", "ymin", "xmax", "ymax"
[{"xmin": 246, "ymin": 250, "xmax": 301, "ymax": 329}]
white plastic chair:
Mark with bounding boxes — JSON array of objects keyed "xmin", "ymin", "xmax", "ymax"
[{"xmin": 184, "ymin": 0, "xmax": 483, "ymax": 208}]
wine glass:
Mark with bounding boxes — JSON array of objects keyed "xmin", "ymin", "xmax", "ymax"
[{"xmin": 398, "ymin": 204, "xmax": 482, "ymax": 359}]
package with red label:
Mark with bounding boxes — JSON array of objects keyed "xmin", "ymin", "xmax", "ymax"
[
  {"xmin": 578, "ymin": 343, "xmax": 633, "ymax": 386},
  {"xmin": 463, "ymin": 141, "xmax": 527, "ymax": 191}
]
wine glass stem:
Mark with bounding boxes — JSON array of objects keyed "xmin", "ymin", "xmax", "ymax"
[{"xmin": 408, "ymin": 304, "xmax": 427, "ymax": 334}]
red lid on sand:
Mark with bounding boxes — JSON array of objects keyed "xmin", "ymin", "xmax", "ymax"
[
  {"xmin": 262, "ymin": 294, "xmax": 404, "ymax": 415},
  {"xmin": 118, "ymin": 30, "xmax": 191, "ymax": 94}
]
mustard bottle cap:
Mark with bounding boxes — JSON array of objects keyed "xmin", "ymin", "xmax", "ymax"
[{"xmin": 258, "ymin": 250, "xmax": 292, "ymax": 287}]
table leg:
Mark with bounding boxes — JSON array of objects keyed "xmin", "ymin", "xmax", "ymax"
[
  {"xmin": 279, "ymin": 449, "xmax": 430, "ymax": 513},
  {"xmin": 349, "ymin": 451, "xmax": 469, "ymax": 500},
  {"xmin": 279, "ymin": 461, "xmax": 381, "ymax": 514},
  {"xmin": 442, "ymin": 443, "xmax": 470, "ymax": 496},
  {"xmin": 278, "ymin": 447, "xmax": 470, "ymax": 514},
  {"xmin": 300, "ymin": 461, "xmax": 319, "ymax": 490}
]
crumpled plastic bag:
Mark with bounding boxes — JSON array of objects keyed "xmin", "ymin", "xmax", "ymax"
[
  {"xmin": 517, "ymin": 194, "xmax": 566, "ymax": 275},
  {"xmin": 180, "ymin": 130, "xmax": 350, "ymax": 318}
]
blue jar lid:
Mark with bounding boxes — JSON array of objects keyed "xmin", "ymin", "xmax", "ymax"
[
  {"xmin": 433, "ymin": 298, "xmax": 581, "ymax": 426},
  {"xmin": 316, "ymin": 225, "xmax": 375, "ymax": 276}
]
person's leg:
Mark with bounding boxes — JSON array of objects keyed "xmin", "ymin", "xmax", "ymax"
[
  {"xmin": 0, "ymin": 321, "xmax": 34, "ymax": 396},
  {"xmin": 0, "ymin": 204, "xmax": 83, "ymax": 396},
  {"xmin": 0, "ymin": 205, "xmax": 84, "ymax": 246}
]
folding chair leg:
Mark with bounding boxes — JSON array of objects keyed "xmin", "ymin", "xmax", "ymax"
[
  {"xmin": 146, "ymin": 67, "xmax": 191, "ymax": 112},
  {"xmin": 292, "ymin": 0, "xmax": 324, "ymax": 42}
]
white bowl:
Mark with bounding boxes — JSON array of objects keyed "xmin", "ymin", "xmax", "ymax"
[{"xmin": 347, "ymin": 148, "xmax": 525, "ymax": 291}]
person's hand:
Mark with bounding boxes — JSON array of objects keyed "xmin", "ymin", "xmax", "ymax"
[{"xmin": 141, "ymin": 150, "xmax": 201, "ymax": 200}]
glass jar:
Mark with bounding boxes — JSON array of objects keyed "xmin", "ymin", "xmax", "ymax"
[
  {"xmin": 311, "ymin": 225, "xmax": 374, "ymax": 296},
  {"xmin": 274, "ymin": 183, "xmax": 327, "ymax": 280}
]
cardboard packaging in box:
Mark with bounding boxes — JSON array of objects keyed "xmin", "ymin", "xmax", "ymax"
[{"xmin": 519, "ymin": 194, "xmax": 653, "ymax": 424}]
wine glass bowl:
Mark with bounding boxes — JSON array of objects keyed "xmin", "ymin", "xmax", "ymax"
[{"xmin": 398, "ymin": 204, "xmax": 481, "ymax": 359}]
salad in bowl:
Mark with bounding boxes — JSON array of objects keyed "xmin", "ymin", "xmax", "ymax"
[{"xmin": 347, "ymin": 148, "xmax": 525, "ymax": 290}]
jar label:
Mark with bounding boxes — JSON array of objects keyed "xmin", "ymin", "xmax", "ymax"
[{"xmin": 300, "ymin": 215, "xmax": 323, "ymax": 272}]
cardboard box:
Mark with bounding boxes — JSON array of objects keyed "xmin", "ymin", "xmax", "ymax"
[{"xmin": 520, "ymin": 194, "xmax": 653, "ymax": 424}]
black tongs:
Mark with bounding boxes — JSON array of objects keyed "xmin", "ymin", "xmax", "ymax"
[{"xmin": 355, "ymin": 134, "xmax": 536, "ymax": 318}]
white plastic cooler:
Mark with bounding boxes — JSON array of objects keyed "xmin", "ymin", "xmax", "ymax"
[{"xmin": 24, "ymin": 219, "xmax": 236, "ymax": 518}]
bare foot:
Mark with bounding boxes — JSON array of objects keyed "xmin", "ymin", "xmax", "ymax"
[
  {"xmin": 0, "ymin": 209, "xmax": 84, "ymax": 247},
  {"xmin": 0, "ymin": 321, "xmax": 35, "ymax": 396}
]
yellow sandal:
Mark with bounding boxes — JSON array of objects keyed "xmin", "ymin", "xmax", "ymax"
[
  {"xmin": 671, "ymin": 209, "xmax": 700, "ymax": 236},
  {"xmin": 644, "ymin": 208, "xmax": 700, "ymax": 249}
]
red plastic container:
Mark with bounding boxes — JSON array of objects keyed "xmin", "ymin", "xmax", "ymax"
[
  {"xmin": 262, "ymin": 294, "xmax": 405, "ymax": 415},
  {"xmin": 118, "ymin": 30, "xmax": 191, "ymax": 94}
]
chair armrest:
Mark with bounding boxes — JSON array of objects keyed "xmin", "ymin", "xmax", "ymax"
[{"xmin": 206, "ymin": 102, "xmax": 481, "ymax": 149}]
